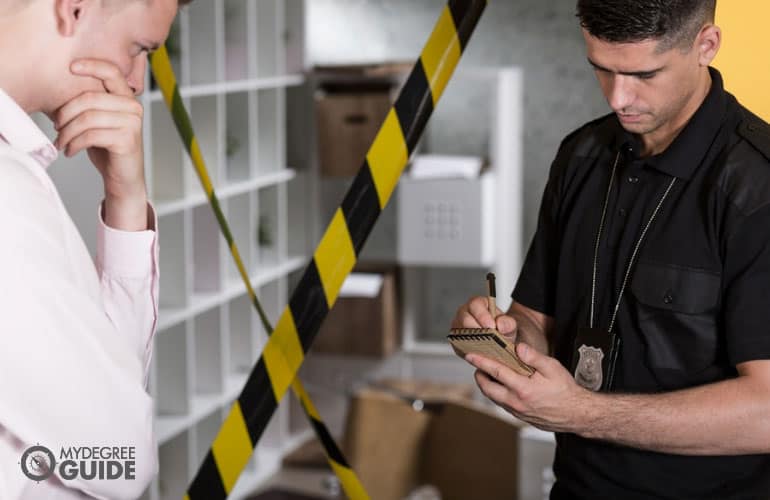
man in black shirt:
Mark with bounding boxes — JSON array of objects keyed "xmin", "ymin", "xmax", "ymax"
[{"xmin": 451, "ymin": 1, "xmax": 770, "ymax": 498}]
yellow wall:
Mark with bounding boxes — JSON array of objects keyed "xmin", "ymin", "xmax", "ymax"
[{"xmin": 713, "ymin": 1, "xmax": 770, "ymax": 121}]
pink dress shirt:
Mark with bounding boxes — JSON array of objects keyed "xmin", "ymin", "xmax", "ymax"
[{"xmin": 0, "ymin": 89, "xmax": 160, "ymax": 499}]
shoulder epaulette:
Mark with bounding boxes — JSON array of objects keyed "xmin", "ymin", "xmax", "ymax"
[{"xmin": 738, "ymin": 109, "xmax": 770, "ymax": 162}]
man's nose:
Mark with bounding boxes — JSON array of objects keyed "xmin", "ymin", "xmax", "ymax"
[
  {"xmin": 607, "ymin": 75, "xmax": 635, "ymax": 112},
  {"xmin": 128, "ymin": 56, "xmax": 147, "ymax": 96}
]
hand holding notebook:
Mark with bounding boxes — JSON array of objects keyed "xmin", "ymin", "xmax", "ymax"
[{"xmin": 448, "ymin": 273, "xmax": 535, "ymax": 376}]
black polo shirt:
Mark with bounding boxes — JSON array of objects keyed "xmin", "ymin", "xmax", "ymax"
[{"xmin": 513, "ymin": 68, "xmax": 770, "ymax": 499}]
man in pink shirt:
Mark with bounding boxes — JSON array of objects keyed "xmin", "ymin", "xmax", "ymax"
[{"xmin": 0, "ymin": 0, "xmax": 190, "ymax": 498}]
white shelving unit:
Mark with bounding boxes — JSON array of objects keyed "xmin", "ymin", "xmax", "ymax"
[
  {"xmin": 139, "ymin": 1, "xmax": 307, "ymax": 499},
  {"xmin": 399, "ymin": 67, "xmax": 526, "ymax": 351}
]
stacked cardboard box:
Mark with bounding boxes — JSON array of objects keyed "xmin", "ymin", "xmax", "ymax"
[
  {"xmin": 343, "ymin": 380, "xmax": 522, "ymax": 500},
  {"xmin": 313, "ymin": 264, "xmax": 401, "ymax": 358}
]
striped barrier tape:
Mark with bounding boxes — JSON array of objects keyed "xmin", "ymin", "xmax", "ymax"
[
  {"xmin": 149, "ymin": 49, "xmax": 368, "ymax": 499},
  {"xmin": 152, "ymin": 0, "xmax": 487, "ymax": 497}
]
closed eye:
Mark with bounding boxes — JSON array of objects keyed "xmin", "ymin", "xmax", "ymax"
[
  {"xmin": 635, "ymin": 71, "xmax": 659, "ymax": 80},
  {"xmin": 587, "ymin": 58, "xmax": 663, "ymax": 81}
]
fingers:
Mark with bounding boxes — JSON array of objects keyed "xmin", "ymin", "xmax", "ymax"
[
  {"xmin": 473, "ymin": 368, "xmax": 528, "ymax": 417},
  {"xmin": 452, "ymin": 296, "xmax": 518, "ymax": 335},
  {"xmin": 474, "ymin": 369, "xmax": 512, "ymax": 405},
  {"xmin": 516, "ymin": 342, "xmax": 560, "ymax": 377},
  {"xmin": 71, "ymin": 59, "xmax": 134, "ymax": 97},
  {"xmin": 495, "ymin": 314, "xmax": 517, "ymax": 337},
  {"xmin": 452, "ymin": 298, "xmax": 484, "ymax": 329},
  {"xmin": 53, "ymin": 90, "xmax": 143, "ymax": 158},
  {"xmin": 452, "ymin": 300, "xmax": 486, "ymax": 328},
  {"xmin": 54, "ymin": 92, "xmax": 143, "ymax": 132},
  {"xmin": 63, "ymin": 128, "xmax": 140, "ymax": 158},
  {"xmin": 55, "ymin": 111, "xmax": 141, "ymax": 156},
  {"xmin": 464, "ymin": 296, "xmax": 503, "ymax": 329},
  {"xmin": 466, "ymin": 353, "xmax": 526, "ymax": 392}
]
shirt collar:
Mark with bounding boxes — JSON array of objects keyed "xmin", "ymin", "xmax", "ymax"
[
  {"xmin": 615, "ymin": 67, "xmax": 728, "ymax": 180},
  {"xmin": 0, "ymin": 88, "xmax": 58, "ymax": 169}
]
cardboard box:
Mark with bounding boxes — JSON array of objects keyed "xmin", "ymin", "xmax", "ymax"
[
  {"xmin": 313, "ymin": 266, "xmax": 400, "ymax": 358},
  {"xmin": 283, "ymin": 379, "xmax": 539, "ymax": 500},
  {"xmin": 314, "ymin": 63, "xmax": 410, "ymax": 177},
  {"xmin": 315, "ymin": 91, "xmax": 392, "ymax": 177},
  {"xmin": 340, "ymin": 380, "xmax": 521, "ymax": 500},
  {"xmin": 283, "ymin": 379, "xmax": 474, "ymax": 471},
  {"xmin": 344, "ymin": 388, "xmax": 433, "ymax": 500},
  {"xmin": 420, "ymin": 402, "xmax": 520, "ymax": 500},
  {"xmin": 376, "ymin": 378, "xmax": 475, "ymax": 404}
]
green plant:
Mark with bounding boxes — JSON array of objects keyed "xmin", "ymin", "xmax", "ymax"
[
  {"xmin": 258, "ymin": 215, "xmax": 272, "ymax": 247},
  {"xmin": 226, "ymin": 134, "xmax": 241, "ymax": 158}
]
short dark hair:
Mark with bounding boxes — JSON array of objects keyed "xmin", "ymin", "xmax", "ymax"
[{"xmin": 576, "ymin": 0, "xmax": 717, "ymax": 51}]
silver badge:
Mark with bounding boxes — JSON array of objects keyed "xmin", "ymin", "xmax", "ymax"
[{"xmin": 574, "ymin": 344, "xmax": 604, "ymax": 391}]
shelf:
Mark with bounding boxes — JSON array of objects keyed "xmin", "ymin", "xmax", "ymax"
[
  {"xmin": 187, "ymin": 0, "xmax": 221, "ymax": 86},
  {"xmin": 158, "ymin": 212, "xmax": 189, "ymax": 308},
  {"xmin": 194, "ymin": 308, "xmax": 225, "ymax": 395},
  {"xmin": 229, "ymin": 429, "xmax": 315, "ymax": 500},
  {"xmin": 157, "ymin": 431, "xmax": 190, "ymax": 500},
  {"xmin": 140, "ymin": 2, "xmax": 307, "ymax": 497},
  {"xmin": 257, "ymin": 185, "xmax": 280, "ymax": 266},
  {"xmin": 229, "ymin": 294, "xmax": 258, "ymax": 372},
  {"xmin": 192, "ymin": 205, "xmax": 224, "ymax": 293},
  {"xmin": 150, "ymin": 101, "xmax": 185, "ymax": 203},
  {"xmin": 188, "ymin": 95, "xmax": 223, "ymax": 197},
  {"xmin": 255, "ymin": 279, "xmax": 283, "ymax": 339},
  {"xmin": 156, "ymin": 168, "xmax": 296, "ymax": 217},
  {"xmin": 256, "ymin": 0, "xmax": 282, "ymax": 78},
  {"xmin": 153, "ymin": 365, "xmax": 315, "ymax": 495},
  {"xmin": 226, "ymin": 192, "xmax": 255, "ymax": 281},
  {"xmin": 284, "ymin": 0, "xmax": 305, "ymax": 75},
  {"xmin": 156, "ymin": 324, "xmax": 191, "ymax": 416},
  {"xmin": 157, "ymin": 371, "xmax": 249, "ymax": 445},
  {"xmin": 225, "ymin": 91, "xmax": 252, "ymax": 182},
  {"xmin": 156, "ymin": 368, "xmax": 306, "ymax": 449},
  {"xmin": 256, "ymin": 88, "xmax": 282, "ymax": 174},
  {"xmin": 224, "ymin": 0, "xmax": 250, "ymax": 81},
  {"xmin": 158, "ymin": 255, "xmax": 306, "ymax": 332},
  {"xmin": 148, "ymin": 75, "xmax": 305, "ymax": 102},
  {"xmin": 194, "ymin": 411, "xmax": 225, "ymax": 475}
]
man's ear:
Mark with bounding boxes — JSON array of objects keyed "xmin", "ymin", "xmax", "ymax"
[
  {"xmin": 695, "ymin": 24, "xmax": 722, "ymax": 67},
  {"xmin": 54, "ymin": 0, "xmax": 90, "ymax": 37}
]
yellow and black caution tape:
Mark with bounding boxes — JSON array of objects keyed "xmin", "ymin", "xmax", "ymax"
[
  {"xmin": 151, "ymin": 0, "xmax": 487, "ymax": 497},
  {"xmin": 150, "ymin": 50, "xmax": 368, "ymax": 499}
]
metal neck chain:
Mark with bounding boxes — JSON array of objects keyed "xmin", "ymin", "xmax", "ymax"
[{"xmin": 589, "ymin": 151, "xmax": 677, "ymax": 334}]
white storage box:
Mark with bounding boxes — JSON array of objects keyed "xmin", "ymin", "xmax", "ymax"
[{"xmin": 397, "ymin": 172, "xmax": 495, "ymax": 266}]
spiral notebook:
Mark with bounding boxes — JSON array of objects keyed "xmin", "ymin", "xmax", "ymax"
[{"xmin": 448, "ymin": 328, "xmax": 534, "ymax": 376}]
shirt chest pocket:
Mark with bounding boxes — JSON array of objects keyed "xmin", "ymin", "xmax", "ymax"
[{"xmin": 629, "ymin": 261, "xmax": 722, "ymax": 389}]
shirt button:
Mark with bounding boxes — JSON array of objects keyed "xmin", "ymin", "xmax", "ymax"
[
  {"xmin": 618, "ymin": 208, "xmax": 627, "ymax": 217},
  {"xmin": 628, "ymin": 176, "xmax": 640, "ymax": 184},
  {"xmin": 663, "ymin": 291, "xmax": 674, "ymax": 304}
]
